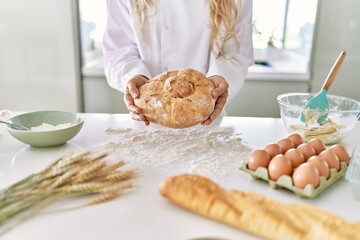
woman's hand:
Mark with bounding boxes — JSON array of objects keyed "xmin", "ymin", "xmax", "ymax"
[
  {"xmin": 202, "ymin": 75, "xmax": 229, "ymax": 126},
  {"xmin": 124, "ymin": 75, "xmax": 150, "ymax": 125}
]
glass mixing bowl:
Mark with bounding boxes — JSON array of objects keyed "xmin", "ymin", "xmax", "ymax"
[{"xmin": 277, "ymin": 93, "xmax": 360, "ymax": 145}]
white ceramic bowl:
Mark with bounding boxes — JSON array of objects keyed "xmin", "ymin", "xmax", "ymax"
[
  {"xmin": 277, "ymin": 93, "xmax": 360, "ymax": 144},
  {"xmin": 6, "ymin": 111, "xmax": 84, "ymax": 147}
]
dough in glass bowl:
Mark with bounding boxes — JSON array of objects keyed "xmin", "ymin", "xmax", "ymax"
[{"xmin": 134, "ymin": 69, "xmax": 216, "ymax": 128}]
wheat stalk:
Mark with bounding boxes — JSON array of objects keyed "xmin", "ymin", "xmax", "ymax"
[
  {"xmin": 0, "ymin": 148, "xmax": 135, "ymax": 236},
  {"xmin": 0, "ymin": 193, "xmax": 65, "ymax": 236},
  {"xmin": 97, "ymin": 170, "xmax": 136, "ymax": 182},
  {"xmin": 71, "ymin": 161, "xmax": 107, "ymax": 184},
  {"xmin": 85, "ymin": 191, "xmax": 121, "ymax": 206},
  {"xmin": 97, "ymin": 161, "xmax": 126, "ymax": 177}
]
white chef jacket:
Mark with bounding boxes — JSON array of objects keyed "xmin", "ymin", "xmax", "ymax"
[{"xmin": 103, "ymin": 0, "xmax": 254, "ymax": 100}]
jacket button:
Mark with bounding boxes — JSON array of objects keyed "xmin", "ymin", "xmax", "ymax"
[
  {"xmin": 164, "ymin": 67, "xmax": 168, "ymax": 71},
  {"xmin": 164, "ymin": 25, "xmax": 170, "ymax": 30}
]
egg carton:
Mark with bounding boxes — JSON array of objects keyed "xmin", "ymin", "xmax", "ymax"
[{"xmin": 240, "ymin": 161, "xmax": 348, "ymax": 198}]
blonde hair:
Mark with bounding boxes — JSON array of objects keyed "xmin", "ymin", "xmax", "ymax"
[{"xmin": 134, "ymin": 0, "xmax": 240, "ymax": 56}]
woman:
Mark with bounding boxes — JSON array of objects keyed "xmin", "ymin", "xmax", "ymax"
[{"xmin": 103, "ymin": 0, "xmax": 253, "ymax": 126}]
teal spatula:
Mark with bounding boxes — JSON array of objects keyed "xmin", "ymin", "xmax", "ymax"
[{"xmin": 301, "ymin": 51, "xmax": 347, "ymax": 124}]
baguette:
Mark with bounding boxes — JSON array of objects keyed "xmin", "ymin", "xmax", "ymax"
[
  {"xmin": 159, "ymin": 174, "xmax": 303, "ymax": 239},
  {"xmin": 159, "ymin": 174, "xmax": 360, "ymax": 240},
  {"xmin": 288, "ymin": 204, "xmax": 360, "ymax": 239}
]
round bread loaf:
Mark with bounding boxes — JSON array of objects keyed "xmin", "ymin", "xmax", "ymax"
[{"xmin": 134, "ymin": 69, "xmax": 216, "ymax": 128}]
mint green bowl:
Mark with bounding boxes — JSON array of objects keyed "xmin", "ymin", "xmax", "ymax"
[{"xmin": 6, "ymin": 111, "xmax": 84, "ymax": 147}]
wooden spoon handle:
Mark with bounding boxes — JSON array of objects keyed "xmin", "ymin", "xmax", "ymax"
[{"xmin": 322, "ymin": 51, "xmax": 347, "ymax": 91}]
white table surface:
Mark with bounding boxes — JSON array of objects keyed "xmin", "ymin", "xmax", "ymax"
[{"xmin": 0, "ymin": 113, "xmax": 359, "ymax": 240}]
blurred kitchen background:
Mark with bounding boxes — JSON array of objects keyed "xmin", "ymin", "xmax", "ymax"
[{"xmin": 0, "ymin": 0, "xmax": 359, "ymax": 117}]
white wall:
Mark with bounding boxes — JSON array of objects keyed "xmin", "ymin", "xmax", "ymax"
[
  {"xmin": 0, "ymin": 0, "xmax": 82, "ymax": 112},
  {"xmin": 225, "ymin": 80, "xmax": 308, "ymax": 117},
  {"xmin": 311, "ymin": 0, "xmax": 360, "ymax": 101},
  {"xmin": 83, "ymin": 76, "xmax": 125, "ymax": 113}
]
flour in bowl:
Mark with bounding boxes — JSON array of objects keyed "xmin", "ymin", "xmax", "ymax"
[{"xmin": 31, "ymin": 122, "xmax": 74, "ymax": 132}]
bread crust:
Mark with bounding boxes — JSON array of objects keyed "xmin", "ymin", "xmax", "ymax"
[
  {"xmin": 134, "ymin": 69, "xmax": 215, "ymax": 128},
  {"xmin": 159, "ymin": 174, "xmax": 360, "ymax": 240}
]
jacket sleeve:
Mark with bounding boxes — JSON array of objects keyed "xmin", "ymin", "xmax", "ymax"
[
  {"xmin": 103, "ymin": 0, "xmax": 151, "ymax": 92},
  {"xmin": 206, "ymin": 0, "xmax": 254, "ymax": 100}
]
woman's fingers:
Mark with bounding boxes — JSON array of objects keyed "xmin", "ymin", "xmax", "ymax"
[
  {"xmin": 202, "ymin": 89, "xmax": 228, "ymax": 125},
  {"xmin": 210, "ymin": 76, "xmax": 229, "ymax": 98},
  {"xmin": 127, "ymin": 80, "xmax": 140, "ymax": 99},
  {"xmin": 202, "ymin": 75, "xmax": 229, "ymax": 125},
  {"xmin": 123, "ymin": 75, "xmax": 149, "ymax": 124}
]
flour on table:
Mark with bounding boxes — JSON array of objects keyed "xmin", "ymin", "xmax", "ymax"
[{"xmin": 103, "ymin": 127, "xmax": 251, "ymax": 177}]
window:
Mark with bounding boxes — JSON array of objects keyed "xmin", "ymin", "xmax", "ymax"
[
  {"xmin": 78, "ymin": 0, "xmax": 319, "ymax": 79},
  {"xmin": 78, "ymin": 0, "xmax": 107, "ymax": 76},
  {"xmin": 251, "ymin": 0, "xmax": 319, "ymax": 78}
]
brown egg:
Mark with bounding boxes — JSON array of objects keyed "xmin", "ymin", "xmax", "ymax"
[
  {"xmin": 307, "ymin": 138, "xmax": 326, "ymax": 155},
  {"xmin": 264, "ymin": 143, "xmax": 283, "ymax": 158},
  {"xmin": 287, "ymin": 133, "xmax": 304, "ymax": 148},
  {"xmin": 318, "ymin": 149, "xmax": 340, "ymax": 171},
  {"xmin": 329, "ymin": 144, "xmax": 350, "ymax": 164},
  {"xmin": 276, "ymin": 138, "xmax": 295, "ymax": 153},
  {"xmin": 307, "ymin": 156, "xmax": 330, "ymax": 179},
  {"xmin": 284, "ymin": 148, "xmax": 305, "ymax": 168},
  {"xmin": 292, "ymin": 163, "xmax": 320, "ymax": 189},
  {"xmin": 268, "ymin": 154, "xmax": 293, "ymax": 181},
  {"xmin": 296, "ymin": 143, "xmax": 316, "ymax": 160},
  {"xmin": 247, "ymin": 150, "xmax": 271, "ymax": 171}
]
